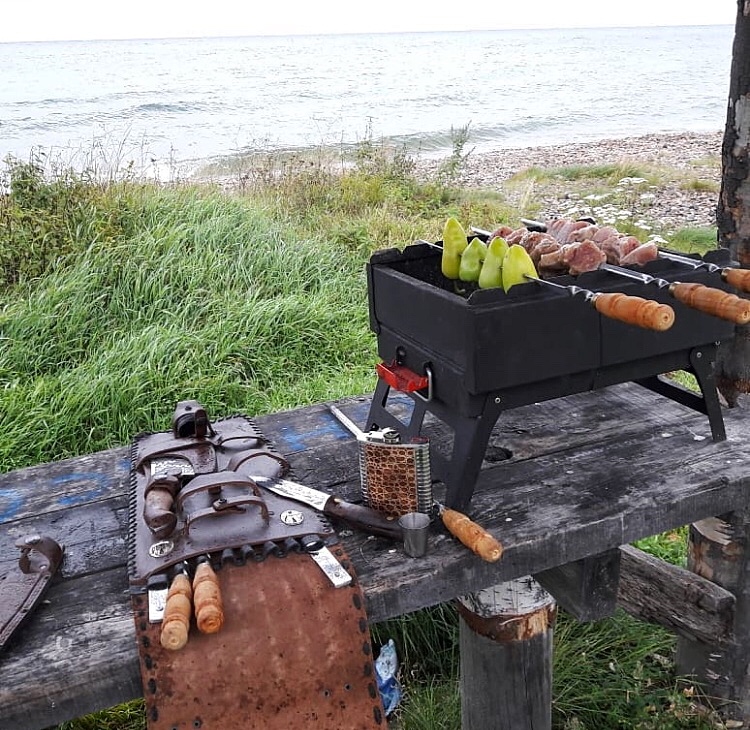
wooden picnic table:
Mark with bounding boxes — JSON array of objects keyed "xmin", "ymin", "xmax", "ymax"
[{"xmin": 1, "ymin": 382, "xmax": 749, "ymax": 729}]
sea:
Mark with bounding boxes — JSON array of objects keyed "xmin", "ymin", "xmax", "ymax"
[{"xmin": 0, "ymin": 25, "xmax": 734, "ymax": 178}]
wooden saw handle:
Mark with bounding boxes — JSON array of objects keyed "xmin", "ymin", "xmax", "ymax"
[
  {"xmin": 193, "ymin": 561, "xmax": 224, "ymax": 634},
  {"xmin": 160, "ymin": 573, "xmax": 192, "ymax": 651},
  {"xmin": 669, "ymin": 282, "xmax": 750, "ymax": 324},
  {"xmin": 439, "ymin": 506, "xmax": 503, "ymax": 563},
  {"xmin": 143, "ymin": 487, "xmax": 177, "ymax": 539},
  {"xmin": 592, "ymin": 292, "xmax": 675, "ymax": 331},
  {"xmin": 722, "ymin": 267, "xmax": 750, "ymax": 293}
]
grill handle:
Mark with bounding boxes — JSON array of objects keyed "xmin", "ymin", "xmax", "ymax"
[
  {"xmin": 527, "ymin": 276, "xmax": 675, "ymax": 331},
  {"xmin": 590, "ymin": 292, "xmax": 675, "ymax": 331},
  {"xmin": 669, "ymin": 282, "xmax": 750, "ymax": 325},
  {"xmin": 722, "ymin": 268, "xmax": 750, "ymax": 293},
  {"xmin": 658, "ymin": 250, "xmax": 750, "ymax": 294}
]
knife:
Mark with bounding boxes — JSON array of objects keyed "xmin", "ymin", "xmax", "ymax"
[{"xmin": 251, "ymin": 476, "xmax": 403, "ymax": 541}]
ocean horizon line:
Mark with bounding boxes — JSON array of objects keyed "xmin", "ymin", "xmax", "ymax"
[{"xmin": 0, "ymin": 22, "xmax": 734, "ymax": 47}]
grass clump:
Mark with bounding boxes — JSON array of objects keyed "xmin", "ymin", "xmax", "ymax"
[{"xmin": 666, "ymin": 226, "xmax": 718, "ymax": 253}]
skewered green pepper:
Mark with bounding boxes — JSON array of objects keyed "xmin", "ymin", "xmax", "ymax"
[
  {"xmin": 441, "ymin": 217, "xmax": 468, "ymax": 279},
  {"xmin": 459, "ymin": 238, "xmax": 487, "ymax": 282},
  {"xmin": 502, "ymin": 244, "xmax": 538, "ymax": 292},
  {"xmin": 478, "ymin": 236, "xmax": 508, "ymax": 289}
]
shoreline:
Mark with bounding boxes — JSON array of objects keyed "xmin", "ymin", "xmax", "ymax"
[
  {"xmin": 423, "ymin": 130, "xmax": 724, "ymax": 184},
  {"xmin": 419, "ymin": 130, "xmax": 724, "ymax": 231},
  {"xmin": 196, "ymin": 129, "xmax": 724, "ymax": 231}
]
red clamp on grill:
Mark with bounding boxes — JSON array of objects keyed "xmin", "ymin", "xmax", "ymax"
[{"xmin": 376, "ymin": 361, "xmax": 432, "ymax": 402}]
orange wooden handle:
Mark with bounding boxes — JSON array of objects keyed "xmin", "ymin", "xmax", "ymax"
[
  {"xmin": 193, "ymin": 561, "xmax": 224, "ymax": 634},
  {"xmin": 160, "ymin": 573, "xmax": 192, "ymax": 651},
  {"xmin": 722, "ymin": 267, "xmax": 750, "ymax": 293},
  {"xmin": 670, "ymin": 282, "xmax": 750, "ymax": 324},
  {"xmin": 592, "ymin": 292, "xmax": 675, "ymax": 331},
  {"xmin": 440, "ymin": 508, "xmax": 503, "ymax": 563}
]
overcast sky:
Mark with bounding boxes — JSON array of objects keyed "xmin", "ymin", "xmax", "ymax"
[{"xmin": 0, "ymin": 0, "xmax": 736, "ymax": 43}]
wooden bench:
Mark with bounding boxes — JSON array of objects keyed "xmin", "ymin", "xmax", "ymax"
[{"xmin": 2, "ymin": 383, "xmax": 749, "ymax": 729}]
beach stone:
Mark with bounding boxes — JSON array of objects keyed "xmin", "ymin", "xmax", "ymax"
[{"xmin": 417, "ymin": 131, "xmax": 723, "ymax": 233}]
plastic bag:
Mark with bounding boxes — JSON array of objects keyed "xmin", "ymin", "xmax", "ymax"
[{"xmin": 375, "ymin": 638, "xmax": 402, "ymax": 716}]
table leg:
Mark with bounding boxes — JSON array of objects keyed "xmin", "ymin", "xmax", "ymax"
[
  {"xmin": 676, "ymin": 513, "xmax": 750, "ymax": 721},
  {"xmin": 456, "ymin": 578, "xmax": 557, "ymax": 730}
]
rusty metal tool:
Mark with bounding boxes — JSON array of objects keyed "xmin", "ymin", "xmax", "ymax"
[
  {"xmin": 525, "ymin": 274, "xmax": 676, "ymax": 331},
  {"xmin": 251, "ymin": 475, "xmax": 403, "ymax": 540},
  {"xmin": 599, "ymin": 262, "xmax": 750, "ymax": 324},
  {"xmin": 1, "ymin": 535, "xmax": 65, "ymax": 652},
  {"xmin": 658, "ymin": 249, "xmax": 750, "ymax": 293}
]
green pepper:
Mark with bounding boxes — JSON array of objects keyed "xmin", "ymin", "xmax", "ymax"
[
  {"xmin": 478, "ymin": 236, "xmax": 509, "ymax": 289},
  {"xmin": 502, "ymin": 243, "xmax": 539, "ymax": 292},
  {"xmin": 441, "ymin": 217, "xmax": 468, "ymax": 279},
  {"xmin": 459, "ymin": 238, "xmax": 487, "ymax": 282}
]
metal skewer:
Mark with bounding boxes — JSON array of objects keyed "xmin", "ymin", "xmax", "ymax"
[
  {"xmin": 600, "ymin": 262, "xmax": 750, "ymax": 325},
  {"xmin": 415, "ymin": 239, "xmax": 444, "ymax": 250},
  {"xmin": 524, "ymin": 274, "xmax": 675, "ymax": 331},
  {"xmin": 657, "ymin": 250, "xmax": 750, "ymax": 293}
]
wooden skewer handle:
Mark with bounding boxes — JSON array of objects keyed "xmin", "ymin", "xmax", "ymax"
[
  {"xmin": 669, "ymin": 282, "xmax": 750, "ymax": 324},
  {"xmin": 193, "ymin": 561, "xmax": 224, "ymax": 634},
  {"xmin": 592, "ymin": 292, "xmax": 675, "ymax": 331},
  {"xmin": 160, "ymin": 573, "xmax": 192, "ymax": 651},
  {"xmin": 440, "ymin": 507, "xmax": 504, "ymax": 563},
  {"xmin": 722, "ymin": 267, "xmax": 750, "ymax": 293}
]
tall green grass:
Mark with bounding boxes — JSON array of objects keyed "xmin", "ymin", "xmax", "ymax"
[{"xmin": 0, "ymin": 147, "xmax": 725, "ymax": 730}]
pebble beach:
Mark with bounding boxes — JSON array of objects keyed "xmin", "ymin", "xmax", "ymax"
[{"xmin": 419, "ymin": 130, "xmax": 724, "ymax": 232}]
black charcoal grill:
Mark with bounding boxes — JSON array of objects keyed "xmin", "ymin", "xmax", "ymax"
[{"xmin": 364, "ymin": 240, "xmax": 739, "ymax": 510}]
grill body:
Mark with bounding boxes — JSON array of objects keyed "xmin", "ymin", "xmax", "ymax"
[{"xmin": 365, "ymin": 242, "xmax": 737, "ymax": 509}]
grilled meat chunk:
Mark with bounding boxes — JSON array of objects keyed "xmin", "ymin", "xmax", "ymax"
[{"xmin": 562, "ymin": 240, "xmax": 607, "ymax": 275}]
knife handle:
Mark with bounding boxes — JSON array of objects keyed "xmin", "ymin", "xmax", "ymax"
[
  {"xmin": 324, "ymin": 498, "xmax": 403, "ymax": 540},
  {"xmin": 193, "ymin": 561, "xmax": 224, "ymax": 634},
  {"xmin": 160, "ymin": 573, "xmax": 192, "ymax": 651},
  {"xmin": 722, "ymin": 267, "xmax": 750, "ymax": 293},
  {"xmin": 439, "ymin": 506, "xmax": 504, "ymax": 563},
  {"xmin": 592, "ymin": 292, "xmax": 675, "ymax": 331},
  {"xmin": 669, "ymin": 282, "xmax": 750, "ymax": 324}
]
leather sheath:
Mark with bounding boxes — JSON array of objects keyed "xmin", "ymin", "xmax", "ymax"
[
  {"xmin": 129, "ymin": 408, "xmax": 384, "ymax": 728},
  {"xmin": 132, "ymin": 548, "xmax": 385, "ymax": 729},
  {"xmin": 128, "ymin": 416, "xmax": 336, "ymax": 588},
  {"xmin": 0, "ymin": 535, "xmax": 64, "ymax": 651}
]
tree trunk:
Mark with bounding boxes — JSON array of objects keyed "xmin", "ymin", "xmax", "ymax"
[{"xmin": 716, "ymin": 1, "xmax": 750, "ymax": 405}]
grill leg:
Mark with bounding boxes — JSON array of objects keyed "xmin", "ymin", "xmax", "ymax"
[
  {"xmin": 440, "ymin": 408, "xmax": 502, "ymax": 511},
  {"xmin": 634, "ymin": 344, "xmax": 726, "ymax": 441},
  {"xmin": 366, "ymin": 381, "xmax": 503, "ymax": 511}
]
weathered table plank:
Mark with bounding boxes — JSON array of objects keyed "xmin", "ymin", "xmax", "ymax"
[{"xmin": 1, "ymin": 383, "xmax": 748, "ymax": 729}]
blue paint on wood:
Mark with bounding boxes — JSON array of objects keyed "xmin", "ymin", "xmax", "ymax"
[
  {"xmin": 275, "ymin": 420, "xmax": 350, "ymax": 452},
  {"xmin": 54, "ymin": 472, "xmax": 112, "ymax": 506},
  {"xmin": 0, "ymin": 488, "xmax": 24, "ymax": 522}
]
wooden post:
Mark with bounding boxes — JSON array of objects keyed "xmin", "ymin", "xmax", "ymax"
[
  {"xmin": 455, "ymin": 577, "xmax": 557, "ymax": 730},
  {"xmin": 676, "ymin": 513, "xmax": 750, "ymax": 721}
]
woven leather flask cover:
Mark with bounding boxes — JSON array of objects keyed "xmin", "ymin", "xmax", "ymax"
[
  {"xmin": 132, "ymin": 546, "xmax": 385, "ymax": 729},
  {"xmin": 360, "ymin": 439, "xmax": 431, "ymax": 517}
]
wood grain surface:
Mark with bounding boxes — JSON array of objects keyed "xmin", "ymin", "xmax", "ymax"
[{"xmin": 1, "ymin": 383, "xmax": 749, "ymax": 729}]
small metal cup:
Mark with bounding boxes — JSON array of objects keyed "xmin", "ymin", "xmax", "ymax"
[{"xmin": 398, "ymin": 512, "xmax": 431, "ymax": 558}]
